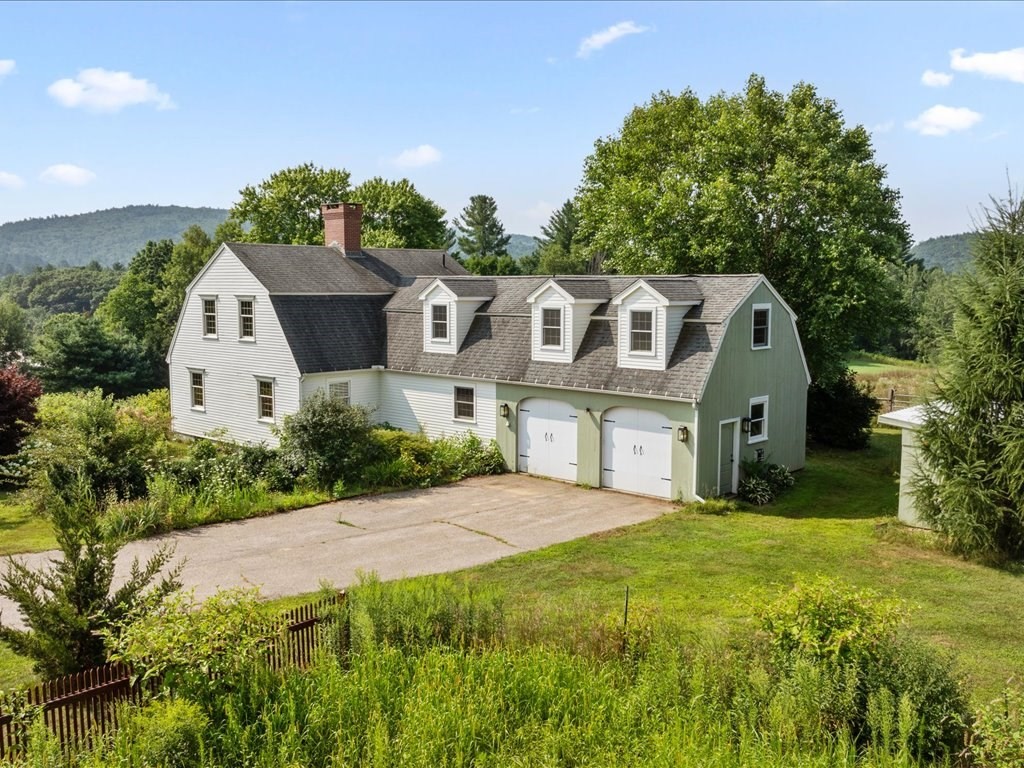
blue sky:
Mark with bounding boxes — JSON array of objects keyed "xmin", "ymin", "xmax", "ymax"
[{"xmin": 0, "ymin": 1, "xmax": 1021, "ymax": 241}]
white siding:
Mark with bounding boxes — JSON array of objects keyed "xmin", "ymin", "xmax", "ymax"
[
  {"xmin": 570, "ymin": 304, "xmax": 594, "ymax": 358},
  {"xmin": 531, "ymin": 286, "xmax": 572, "ymax": 364},
  {"xmin": 168, "ymin": 247, "xmax": 300, "ymax": 446},
  {"xmin": 379, "ymin": 372, "xmax": 497, "ymax": 441},
  {"xmin": 300, "ymin": 370, "xmax": 382, "ymax": 412},
  {"xmin": 617, "ymin": 292, "xmax": 667, "ymax": 371},
  {"xmin": 665, "ymin": 305, "xmax": 687, "ymax": 361},
  {"xmin": 421, "ymin": 284, "xmax": 457, "ymax": 355}
]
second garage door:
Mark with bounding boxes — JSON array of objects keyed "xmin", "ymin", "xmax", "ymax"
[
  {"xmin": 517, "ymin": 398, "xmax": 578, "ymax": 483},
  {"xmin": 602, "ymin": 407, "xmax": 673, "ymax": 498}
]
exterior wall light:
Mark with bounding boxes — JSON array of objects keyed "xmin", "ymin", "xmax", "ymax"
[
  {"xmin": 741, "ymin": 417, "xmax": 751, "ymax": 434},
  {"xmin": 677, "ymin": 425, "xmax": 689, "ymax": 442},
  {"xmin": 499, "ymin": 403, "xmax": 510, "ymax": 419}
]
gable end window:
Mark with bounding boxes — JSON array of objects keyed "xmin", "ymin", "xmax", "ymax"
[
  {"xmin": 202, "ymin": 298, "xmax": 217, "ymax": 337},
  {"xmin": 629, "ymin": 310, "xmax": 654, "ymax": 353},
  {"xmin": 257, "ymin": 379, "xmax": 275, "ymax": 421},
  {"xmin": 329, "ymin": 381, "xmax": 350, "ymax": 405},
  {"xmin": 238, "ymin": 298, "xmax": 255, "ymax": 340},
  {"xmin": 541, "ymin": 307, "xmax": 562, "ymax": 348},
  {"xmin": 752, "ymin": 304, "xmax": 771, "ymax": 349},
  {"xmin": 453, "ymin": 386, "xmax": 475, "ymax": 421},
  {"xmin": 748, "ymin": 396, "xmax": 768, "ymax": 443},
  {"xmin": 190, "ymin": 371, "xmax": 205, "ymax": 410},
  {"xmin": 431, "ymin": 304, "xmax": 449, "ymax": 341}
]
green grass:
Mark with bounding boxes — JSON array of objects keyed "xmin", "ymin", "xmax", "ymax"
[
  {"xmin": 848, "ymin": 351, "xmax": 938, "ymax": 401},
  {"xmin": 0, "ymin": 492, "xmax": 56, "ymax": 556}
]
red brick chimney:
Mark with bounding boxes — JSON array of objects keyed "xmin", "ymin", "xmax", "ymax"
[{"xmin": 321, "ymin": 202, "xmax": 362, "ymax": 256}]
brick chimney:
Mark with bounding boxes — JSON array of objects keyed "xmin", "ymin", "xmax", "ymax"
[{"xmin": 322, "ymin": 202, "xmax": 362, "ymax": 256}]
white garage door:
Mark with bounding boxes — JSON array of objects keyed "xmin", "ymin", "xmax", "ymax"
[
  {"xmin": 602, "ymin": 407, "xmax": 673, "ymax": 498},
  {"xmin": 517, "ymin": 398, "xmax": 578, "ymax": 483}
]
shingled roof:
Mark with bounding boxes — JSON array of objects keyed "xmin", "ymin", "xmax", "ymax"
[{"xmin": 271, "ymin": 295, "xmax": 388, "ymax": 374}]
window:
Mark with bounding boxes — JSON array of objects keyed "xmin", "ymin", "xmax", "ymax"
[
  {"xmin": 431, "ymin": 304, "xmax": 449, "ymax": 341},
  {"xmin": 328, "ymin": 381, "xmax": 350, "ymax": 405},
  {"xmin": 748, "ymin": 396, "xmax": 768, "ymax": 443},
  {"xmin": 453, "ymin": 386, "xmax": 475, "ymax": 421},
  {"xmin": 238, "ymin": 298, "xmax": 255, "ymax": 340},
  {"xmin": 257, "ymin": 379, "xmax": 274, "ymax": 421},
  {"xmin": 629, "ymin": 310, "xmax": 654, "ymax": 353},
  {"xmin": 202, "ymin": 298, "xmax": 217, "ymax": 337},
  {"xmin": 752, "ymin": 304, "xmax": 771, "ymax": 349},
  {"xmin": 190, "ymin": 371, "xmax": 205, "ymax": 410},
  {"xmin": 541, "ymin": 307, "xmax": 562, "ymax": 347}
]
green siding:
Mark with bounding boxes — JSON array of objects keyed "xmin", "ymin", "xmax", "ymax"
[
  {"xmin": 696, "ymin": 282, "xmax": 808, "ymax": 498},
  {"xmin": 494, "ymin": 383, "xmax": 695, "ymax": 500}
]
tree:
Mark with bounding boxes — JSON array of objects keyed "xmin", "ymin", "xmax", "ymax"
[
  {"xmin": 453, "ymin": 195, "xmax": 512, "ymax": 266},
  {"xmin": 0, "ymin": 481, "xmax": 181, "ymax": 676},
  {"xmin": 0, "ymin": 366, "xmax": 41, "ymax": 457},
  {"xmin": 154, "ymin": 225, "xmax": 218, "ymax": 352},
  {"xmin": 913, "ymin": 192, "xmax": 1024, "ymax": 561},
  {"xmin": 351, "ymin": 177, "xmax": 448, "ymax": 248},
  {"xmin": 535, "ymin": 200, "xmax": 586, "ymax": 274},
  {"xmin": 33, "ymin": 314, "xmax": 151, "ymax": 398},
  {"xmin": 227, "ymin": 163, "xmax": 352, "ymax": 245},
  {"xmin": 576, "ymin": 75, "xmax": 911, "ymax": 385},
  {"xmin": 0, "ymin": 297, "xmax": 29, "ymax": 367},
  {"xmin": 463, "ymin": 253, "xmax": 522, "ymax": 276}
]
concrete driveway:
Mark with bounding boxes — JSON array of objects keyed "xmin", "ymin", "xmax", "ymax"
[{"xmin": 1, "ymin": 475, "xmax": 672, "ymax": 628}]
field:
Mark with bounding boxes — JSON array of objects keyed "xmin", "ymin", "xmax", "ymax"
[{"xmin": 848, "ymin": 351, "xmax": 937, "ymax": 403}]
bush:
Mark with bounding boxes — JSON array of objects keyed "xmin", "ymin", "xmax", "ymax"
[
  {"xmin": 101, "ymin": 698, "xmax": 208, "ymax": 768},
  {"xmin": 807, "ymin": 368, "xmax": 880, "ymax": 449},
  {"xmin": 279, "ymin": 392, "xmax": 377, "ymax": 489},
  {"xmin": 972, "ymin": 687, "xmax": 1024, "ymax": 768},
  {"xmin": 0, "ymin": 365, "xmax": 42, "ymax": 460},
  {"xmin": 738, "ymin": 476, "xmax": 774, "ymax": 506},
  {"xmin": 738, "ymin": 460, "xmax": 795, "ymax": 505},
  {"xmin": 164, "ymin": 439, "xmax": 295, "ymax": 495}
]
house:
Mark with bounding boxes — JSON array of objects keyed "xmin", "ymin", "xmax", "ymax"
[
  {"xmin": 167, "ymin": 203, "xmax": 810, "ymax": 500},
  {"xmin": 877, "ymin": 405, "xmax": 933, "ymax": 528}
]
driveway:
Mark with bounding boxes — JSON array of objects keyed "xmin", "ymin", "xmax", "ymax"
[{"xmin": 1, "ymin": 475, "xmax": 672, "ymax": 629}]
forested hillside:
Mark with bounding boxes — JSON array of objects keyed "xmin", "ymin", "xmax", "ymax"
[
  {"xmin": 507, "ymin": 233, "xmax": 538, "ymax": 259},
  {"xmin": 909, "ymin": 232, "xmax": 978, "ymax": 272},
  {"xmin": 0, "ymin": 205, "xmax": 229, "ymax": 273}
]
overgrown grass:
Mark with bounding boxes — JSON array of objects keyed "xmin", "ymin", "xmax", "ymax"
[
  {"xmin": 0, "ymin": 492, "xmax": 56, "ymax": 555},
  {"xmin": 848, "ymin": 351, "xmax": 938, "ymax": 401}
]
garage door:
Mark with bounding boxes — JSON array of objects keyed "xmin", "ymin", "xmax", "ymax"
[
  {"xmin": 602, "ymin": 407, "xmax": 673, "ymax": 498},
  {"xmin": 517, "ymin": 398, "xmax": 578, "ymax": 483}
]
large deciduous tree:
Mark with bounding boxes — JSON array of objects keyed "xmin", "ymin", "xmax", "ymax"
[
  {"xmin": 0, "ymin": 297, "xmax": 29, "ymax": 367},
  {"xmin": 454, "ymin": 195, "xmax": 514, "ymax": 275},
  {"xmin": 913, "ymin": 193, "xmax": 1024, "ymax": 561},
  {"xmin": 352, "ymin": 177, "xmax": 448, "ymax": 249},
  {"xmin": 576, "ymin": 74, "xmax": 911, "ymax": 385}
]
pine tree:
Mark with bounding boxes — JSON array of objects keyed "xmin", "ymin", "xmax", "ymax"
[
  {"xmin": 914, "ymin": 192, "xmax": 1024, "ymax": 560},
  {"xmin": 454, "ymin": 195, "xmax": 511, "ymax": 261},
  {"xmin": 536, "ymin": 199, "xmax": 586, "ymax": 274}
]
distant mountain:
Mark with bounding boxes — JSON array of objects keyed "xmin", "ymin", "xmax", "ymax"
[
  {"xmin": 0, "ymin": 205, "xmax": 229, "ymax": 274},
  {"xmin": 909, "ymin": 232, "xmax": 978, "ymax": 272},
  {"xmin": 507, "ymin": 233, "xmax": 539, "ymax": 259}
]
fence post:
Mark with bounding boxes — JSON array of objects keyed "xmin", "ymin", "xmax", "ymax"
[{"xmin": 888, "ymin": 388, "xmax": 895, "ymax": 412}]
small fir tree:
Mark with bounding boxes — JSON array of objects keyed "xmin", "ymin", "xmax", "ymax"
[{"xmin": 454, "ymin": 195, "xmax": 512, "ymax": 267}]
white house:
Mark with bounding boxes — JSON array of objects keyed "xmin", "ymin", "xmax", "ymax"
[{"xmin": 167, "ymin": 203, "xmax": 811, "ymax": 500}]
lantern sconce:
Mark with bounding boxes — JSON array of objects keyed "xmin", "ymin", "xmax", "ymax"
[
  {"xmin": 677, "ymin": 425, "xmax": 689, "ymax": 443},
  {"xmin": 741, "ymin": 417, "xmax": 751, "ymax": 434},
  {"xmin": 499, "ymin": 403, "xmax": 510, "ymax": 419}
]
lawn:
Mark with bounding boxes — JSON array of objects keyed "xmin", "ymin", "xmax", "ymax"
[{"xmin": 848, "ymin": 351, "xmax": 937, "ymax": 402}]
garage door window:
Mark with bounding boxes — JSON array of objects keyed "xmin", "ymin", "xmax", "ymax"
[
  {"xmin": 454, "ymin": 386, "xmax": 475, "ymax": 421},
  {"xmin": 748, "ymin": 396, "xmax": 768, "ymax": 443}
]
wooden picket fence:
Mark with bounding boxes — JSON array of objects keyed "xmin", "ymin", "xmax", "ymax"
[{"xmin": 0, "ymin": 591, "xmax": 346, "ymax": 759}]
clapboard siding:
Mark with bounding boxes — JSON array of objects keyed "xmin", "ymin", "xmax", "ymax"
[
  {"xmin": 617, "ymin": 292, "xmax": 666, "ymax": 370},
  {"xmin": 530, "ymin": 287, "xmax": 572, "ymax": 364},
  {"xmin": 168, "ymin": 247, "xmax": 300, "ymax": 446},
  {"xmin": 300, "ymin": 370, "xmax": 382, "ymax": 412},
  {"xmin": 379, "ymin": 372, "xmax": 496, "ymax": 441}
]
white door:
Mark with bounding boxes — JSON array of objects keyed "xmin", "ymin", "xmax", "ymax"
[
  {"xmin": 602, "ymin": 407, "xmax": 673, "ymax": 498},
  {"xmin": 517, "ymin": 398, "xmax": 578, "ymax": 482}
]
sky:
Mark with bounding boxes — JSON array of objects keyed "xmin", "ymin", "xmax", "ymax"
[{"xmin": 0, "ymin": 1, "xmax": 1021, "ymax": 241}]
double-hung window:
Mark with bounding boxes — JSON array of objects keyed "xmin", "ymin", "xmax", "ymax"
[
  {"xmin": 752, "ymin": 304, "xmax": 771, "ymax": 349},
  {"xmin": 190, "ymin": 371, "xmax": 205, "ymax": 410},
  {"xmin": 431, "ymin": 304, "xmax": 449, "ymax": 341},
  {"xmin": 238, "ymin": 298, "xmax": 255, "ymax": 340},
  {"xmin": 453, "ymin": 386, "xmax": 475, "ymax": 421},
  {"xmin": 541, "ymin": 307, "xmax": 562, "ymax": 348},
  {"xmin": 748, "ymin": 396, "xmax": 768, "ymax": 443},
  {"xmin": 629, "ymin": 310, "xmax": 654, "ymax": 353},
  {"xmin": 257, "ymin": 379, "xmax": 275, "ymax": 421},
  {"xmin": 202, "ymin": 298, "xmax": 217, "ymax": 337},
  {"xmin": 329, "ymin": 381, "xmax": 351, "ymax": 405}
]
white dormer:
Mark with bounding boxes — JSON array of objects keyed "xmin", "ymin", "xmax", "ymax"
[
  {"xmin": 417, "ymin": 278, "xmax": 493, "ymax": 355},
  {"xmin": 611, "ymin": 279, "xmax": 700, "ymax": 371},
  {"xmin": 526, "ymin": 279, "xmax": 604, "ymax": 363}
]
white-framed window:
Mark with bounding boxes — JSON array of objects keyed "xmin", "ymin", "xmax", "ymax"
[
  {"xmin": 189, "ymin": 370, "xmax": 205, "ymax": 410},
  {"xmin": 238, "ymin": 297, "xmax": 255, "ymax": 340},
  {"xmin": 328, "ymin": 381, "xmax": 350, "ymax": 405},
  {"xmin": 629, "ymin": 309, "xmax": 654, "ymax": 353},
  {"xmin": 748, "ymin": 396, "xmax": 769, "ymax": 443},
  {"xmin": 431, "ymin": 303, "xmax": 449, "ymax": 341},
  {"xmin": 541, "ymin": 307, "xmax": 562, "ymax": 348},
  {"xmin": 257, "ymin": 379, "xmax": 275, "ymax": 421},
  {"xmin": 201, "ymin": 297, "xmax": 217, "ymax": 337},
  {"xmin": 453, "ymin": 386, "xmax": 475, "ymax": 421},
  {"xmin": 752, "ymin": 303, "xmax": 771, "ymax": 349}
]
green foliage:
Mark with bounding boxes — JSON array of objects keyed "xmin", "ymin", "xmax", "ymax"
[
  {"xmin": 279, "ymin": 391, "xmax": 377, "ymax": 489},
  {"xmin": 738, "ymin": 476, "xmax": 774, "ymax": 506},
  {"xmin": 352, "ymin": 176, "xmax": 449, "ymax": 248},
  {"xmin": 153, "ymin": 225, "xmax": 218, "ymax": 351},
  {"xmin": 972, "ymin": 687, "xmax": 1024, "ymax": 768},
  {"xmin": 738, "ymin": 460, "xmax": 795, "ymax": 505},
  {"xmin": 32, "ymin": 313, "xmax": 152, "ymax": 397},
  {"xmin": 576, "ymin": 74, "xmax": 911, "ymax": 384},
  {"xmin": 807, "ymin": 367, "xmax": 881, "ymax": 449},
  {"xmin": 913, "ymin": 193, "xmax": 1024, "ymax": 561},
  {"xmin": 536, "ymin": 199, "xmax": 588, "ymax": 275},
  {"xmin": 99, "ymin": 698, "xmax": 209, "ymax": 768},
  {"xmin": 0, "ymin": 481, "xmax": 181, "ymax": 677},
  {"xmin": 909, "ymin": 232, "xmax": 980, "ymax": 273},
  {"xmin": 0, "ymin": 296, "xmax": 29, "ymax": 366},
  {"xmin": 453, "ymin": 194, "xmax": 512, "ymax": 265},
  {"xmin": 0, "ymin": 366, "xmax": 41, "ymax": 459},
  {"xmin": 0, "ymin": 263, "xmax": 124, "ymax": 317}
]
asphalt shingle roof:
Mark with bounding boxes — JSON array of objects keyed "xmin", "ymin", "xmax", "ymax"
[
  {"xmin": 271, "ymin": 295, "xmax": 388, "ymax": 374},
  {"xmin": 359, "ymin": 248, "xmax": 468, "ymax": 286},
  {"xmin": 227, "ymin": 243, "xmax": 395, "ymax": 294}
]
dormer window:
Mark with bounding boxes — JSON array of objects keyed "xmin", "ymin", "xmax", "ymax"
[
  {"xmin": 752, "ymin": 304, "xmax": 771, "ymax": 349},
  {"xmin": 542, "ymin": 308, "xmax": 562, "ymax": 348},
  {"xmin": 629, "ymin": 310, "xmax": 654, "ymax": 353},
  {"xmin": 431, "ymin": 304, "xmax": 449, "ymax": 341}
]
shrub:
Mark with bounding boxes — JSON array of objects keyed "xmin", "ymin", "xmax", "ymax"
[
  {"xmin": 738, "ymin": 476, "xmax": 774, "ymax": 506},
  {"xmin": 738, "ymin": 460, "xmax": 794, "ymax": 505},
  {"xmin": 278, "ymin": 392, "xmax": 377, "ymax": 489},
  {"xmin": 164, "ymin": 439, "xmax": 295, "ymax": 495},
  {"xmin": 807, "ymin": 368, "xmax": 880, "ymax": 449},
  {"xmin": 0, "ymin": 365, "xmax": 42, "ymax": 460},
  {"xmin": 428, "ymin": 432, "xmax": 506, "ymax": 483},
  {"xmin": 101, "ymin": 698, "xmax": 208, "ymax": 768},
  {"xmin": 972, "ymin": 687, "xmax": 1024, "ymax": 768}
]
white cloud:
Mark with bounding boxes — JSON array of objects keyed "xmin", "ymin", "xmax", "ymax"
[
  {"xmin": 40, "ymin": 164, "xmax": 96, "ymax": 186},
  {"xmin": 510, "ymin": 106, "xmax": 541, "ymax": 115},
  {"xmin": 871, "ymin": 120, "xmax": 894, "ymax": 134},
  {"xmin": 906, "ymin": 105, "xmax": 982, "ymax": 136},
  {"xmin": 0, "ymin": 171, "xmax": 24, "ymax": 189},
  {"xmin": 950, "ymin": 47, "xmax": 1024, "ymax": 84},
  {"xmin": 577, "ymin": 21, "xmax": 649, "ymax": 58},
  {"xmin": 47, "ymin": 68, "xmax": 175, "ymax": 112},
  {"xmin": 524, "ymin": 200, "xmax": 555, "ymax": 224},
  {"xmin": 921, "ymin": 69, "xmax": 953, "ymax": 87},
  {"xmin": 0, "ymin": 60, "xmax": 14, "ymax": 80},
  {"xmin": 391, "ymin": 144, "xmax": 442, "ymax": 169}
]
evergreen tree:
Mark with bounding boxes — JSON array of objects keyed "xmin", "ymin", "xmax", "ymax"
[
  {"xmin": 913, "ymin": 192, "xmax": 1024, "ymax": 560},
  {"xmin": 454, "ymin": 195, "xmax": 512, "ymax": 265},
  {"xmin": 536, "ymin": 200, "xmax": 584, "ymax": 274}
]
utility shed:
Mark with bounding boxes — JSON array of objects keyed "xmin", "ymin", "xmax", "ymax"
[{"xmin": 877, "ymin": 406, "xmax": 932, "ymax": 529}]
